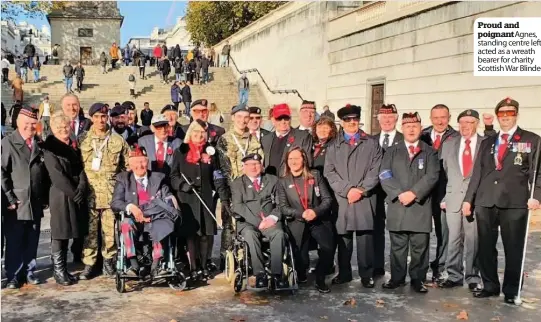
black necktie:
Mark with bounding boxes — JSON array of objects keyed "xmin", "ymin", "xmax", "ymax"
[{"xmin": 382, "ymin": 134, "xmax": 390, "ymax": 149}]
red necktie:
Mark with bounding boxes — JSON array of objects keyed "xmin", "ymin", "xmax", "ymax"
[
  {"xmin": 462, "ymin": 139, "xmax": 473, "ymax": 177},
  {"xmin": 156, "ymin": 141, "xmax": 165, "ymax": 168},
  {"xmin": 349, "ymin": 136, "xmax": 356, "ymax": 146},
  {"xmin": 71, "ymin": 120, "xmax": 75, "ymax": 132},
  {"xmin": 168, "ymin": 127, "xmax": 173, "ymax": 137},
  {"xmin": 314, "ymin": 143, "xmax": 323, "ymax": 157},
  {"xmin": 253, "ymin": 178, "xmax": 260, "ymax": 192},
  {"xmin": 408, "ymin": 145, "xmax": 415, "ymax": 160},
  {"xmin": 497, "ymin": 134, "xmax": 509, "ymax": 167},
  {"xmin": 25, "ymin": 138, "xmax": 32, "ymax": 150},
  {"xmin": 433, "ymin": 134, "xmax": 442, "ymax": 150}
]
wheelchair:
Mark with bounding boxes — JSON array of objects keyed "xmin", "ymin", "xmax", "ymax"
[
  {"xmin": 225, "ymin": 214, "xmax": 299, "ymax": 294},
  {"xmin": 114, "ymin": 211, "xmax": 188, "ymax": 293}
]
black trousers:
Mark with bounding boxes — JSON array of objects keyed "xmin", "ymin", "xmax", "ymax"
[
  {"xmin": 430, "ymin": 198, "xmax": 448, "ymax": 274},
  {"xmin": 139, "ymin": 67, "xmax": 145, "ymax": 78},
  {"xmin": 476, "ymin": 206, "xmax": 528, "ymax": 296},
  {"xmin": 2, "ymin": 68, "xmax": 8, "ymax": 83},
  {"xmin": 373, "ymin": 211, "xmax": 386, "ymax": 270},
  {"xmin": 291, "ymin": 221, "xmax": 334, "ymax": 280},
  {"xmin": 187, "ymin": 235, "xmax": 214, "ymax": 271},
  {"xmin": 71, "ymin": 238, "xmax": 83, "ymax": 258},
  {"xmin": 4, "ymin": 214, "xmax": 41, "ymax": 280},
  {"xmin": 52, "ymin": 239, "xmax": 69, "ymax": 253},
  {"xmin": 76, "ymin": 77, "xmax": 83, "ymax": 91},
  {"xmin": 240, "ymin": 225, "xmax": 285, "ymax": 275},
  {"xmin": 111, "ymin": 59, "xmax": 118, "ymax": 70},
  {"xmin": 389, "ymin": 231, "xmax": 430, "ymax": 283},
  {"xmin": 337, "ymin": 230, "xmax": 374, "ymax": 279}
]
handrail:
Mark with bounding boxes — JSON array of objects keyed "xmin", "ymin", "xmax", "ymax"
[{"xmin": 228, "ymin": 54, "xmax": 304, "ymax": 102}]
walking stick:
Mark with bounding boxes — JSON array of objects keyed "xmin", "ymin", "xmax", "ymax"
[
  {"xmin": 515, "ymin": 138, "xmax": 541, "ymax": 305},
  {"xmin": 180, "ymin": 173, "xmax": 223, "ymax": 230}
]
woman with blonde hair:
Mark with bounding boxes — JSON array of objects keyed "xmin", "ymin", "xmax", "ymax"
[
  {"xmin": 207, "ymin": 102, "xmax": 224, "ymax": 125},
  {"xmin": 42, "ymin": 111, "xmax": 88, "ymax": 286}
]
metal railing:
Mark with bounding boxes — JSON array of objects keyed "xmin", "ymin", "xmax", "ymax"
[{"xmin": 228, "ymin": 54, "xmax": 304, "ymax": 102}]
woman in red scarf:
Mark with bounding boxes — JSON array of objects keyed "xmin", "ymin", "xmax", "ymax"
[{"xmin": 170, "ymin": 120, "xmax": 222, "ymax": 284}]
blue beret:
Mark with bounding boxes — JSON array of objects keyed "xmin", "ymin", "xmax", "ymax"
[{"xmin": 89, "ymin": 103, "xmax": 109, "ymax": 117}]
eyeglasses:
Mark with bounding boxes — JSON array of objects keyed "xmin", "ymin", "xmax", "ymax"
[
  {"xmin": 496, "ymin": 110, "xmax": 517, "ymax": 117},
  {"xmin": 276, "ymin": 116, "xmax": 291, "ymax": 121},
  {"xmin": 343, "ymin": 117, "xmax": 360, "ymax": 123},
  {"xmin": 192, "ymin": 109, "xmax": 209, "ymax": 115},
  {"xmin": 250, "ymin": 116, "xmax": 261, "ymax": 120}
]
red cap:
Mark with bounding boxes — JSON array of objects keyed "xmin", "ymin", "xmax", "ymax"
[{"xmin": 272, "ymin": 103, "xmax": 291, "ymax": 118}]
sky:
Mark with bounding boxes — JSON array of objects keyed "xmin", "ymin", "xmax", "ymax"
[{"xmin": 16, "ymin": 1, "xmax": 188, "ymax": 45}]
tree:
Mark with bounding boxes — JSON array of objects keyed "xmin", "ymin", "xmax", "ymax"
[
  {"xmin": 185, "ymin": 1, "xmax": 286, "ymax": 46},
  {"xmin": 1, "ymin": 1, "xmax": 67, "ymax": 21}
]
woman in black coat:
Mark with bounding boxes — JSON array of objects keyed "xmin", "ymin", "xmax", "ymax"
[
  {"xmin": 277, "ymin": 146, "xmax": 334, "ymax": 293},
  {"xmin": 170, "ymin": 120, "xmax": 227, "ymax": 281},
  {"xmin": 43, "ymin": 112, "xmax": 88, "ymax": 286}
]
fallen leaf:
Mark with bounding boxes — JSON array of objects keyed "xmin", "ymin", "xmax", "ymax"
[
  {"xmin": 376, "ymin": 299, "xmax": 385, "ymax": 304},
  {"xmin": 522, "ymin": 298, "xmax": 539, "ymax": 303},
  {"xmin": 347, "ymin": 319, "xmax": 357, "ymax": 322},
  {"xmin": 490, "ymin": 317, "xmax": 501, "ymax": 321},
  {"xmin": 444, "ymin": 303, "xmax": 460, "ymax": 308},
  {"xmin": 230, "ymin": 318, "xmax": 246, "ymax": 322},
  {"xmin": 424, "ymin": 282, "xmax": 436, "ymax": 288},
  {"xmin": 320, "ymin": 317, "xmax": 328, "ymax": 320},
  {"xmin": 344, "ymin": 298, "xmax": 357, "ymax": 306},
  {"xmin": 457, "ymin": 310, "xmax": 469, "ymax": 320}
]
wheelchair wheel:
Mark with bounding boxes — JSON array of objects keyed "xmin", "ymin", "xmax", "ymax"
[
  {"xmin": 233, "ymin": 270, "xmax": 245, "ymax": 293},
  {"xmin": 224, "ymin": 250, "xmax": 235, "ymax": 283},
  {"xmin": 115, "ymin": 273, "xmax": 126, "ymax": 293},
  {"xmin": 169, "ymin": 271, "xmax": 187, "ymax": 291}
]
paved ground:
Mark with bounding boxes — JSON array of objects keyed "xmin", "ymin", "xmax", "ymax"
[{"xmin": 2, "ymin": 213, "xmax": 541, "ymax": 322}]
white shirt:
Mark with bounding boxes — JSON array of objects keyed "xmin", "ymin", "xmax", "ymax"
[
  {"xmin": 155, "ymin": 137, "xmax": 168, "ymax": 158},
  {"xmin": 298, "ymin": 125, "xmax": 311, "ymax": 132},
  {"xmin": 250, "ymin": 129, "xmax": 261, "ymax": 141},
  {"xmin": 275, "ymin": 129, "xmax": 291, "ymax": 138},
  {"xmin": 499, "ymin": 125, "xmax": 518, "ymax": 142},
  {"xmin": 42, "ymin": 102, "xmax": 51, "ymax": 117},
  {"xmin": 459, "ymin": 135, "xmax": 478, "ymax": 174},
  {"xmin": 404, "ymin": 140, "xmax": 420, "ymax": 158},
  {"xmin": 431, "ymin": 129, "xmax": 446, "ymax": 142},
  {"xmin": 379, "ymin": 129, "xmax": 397, "ymax": 147},
  {"xmin": 1, "ymin": 59, "xmax": 10, "ymax": 69},
  {"xmin": 248, "ymin": 176, "xmax": 278, "ymax": 223},
  {"xmin": 126, "ymin": 174, "xmax": 149, "ymax": 213}
]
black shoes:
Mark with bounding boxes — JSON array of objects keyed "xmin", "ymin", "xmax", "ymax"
[
  {"xmin": 316, "ymin": 278, "xmax": 330, "ymax": 293},
  {"xmin": 468, "ymin": 283, "xmax": 482, "ymax": 292},
  {"xmin": 274, "ymin": 275, "xmax": 289, "ymax": 289},
  {"xmin": 473, "ymin": 290, "xmax": 500, "ymax": 298},
  {"xmin": 52, "ymin": 251, "xmax": 72, "ymax": 286},
  {"xmin": 6, "ymin": 278, "xmax": 20, "ymax": 289},
  {"xmin": 382, "ymin": 279, "xmax": 406, "ymax": 289},
  {"xmin": 331, "ymin": 275, "xmax": 352, "ymax": 285},
  {"xmin": 297, "ymin": 271, "xmax": 308, "ymax": 284},
  {"xmin": 255, "ymin": 272, "xmax": 267, "ymax": 289},
  {"xmin": 79, "ymin": 265, "xmax": 95, "ymax": 280},
  {"xmin": 361, "ymin": 277, "xmax": 375, "ymax": 288},
  {"xmin": 411, "ymin": 280, "xmax": 428, "ymax": 293},
  {"xmin": 103, "ymin": 258, "xmax": 116, "ymax": 278},
  {"xmin": 26, "ymin": 272, "xmax": 41, "ymax": 285},
  {"xmin": 373, "ymin": 268, "xmax": 386, "ymax": 277},
  {"xmin": 438, "ymin": 280, "xmax": 463, "ymax": 289}
]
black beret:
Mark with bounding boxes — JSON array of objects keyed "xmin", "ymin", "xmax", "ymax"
[
  {"xmin": 457, "ymin": 109, "xmax": 479, "ymax": 122},
  {"xmin": 128, "ymin": 144, "xmax": 147, "ymax": 158},
  {"xmin": 337, "ymin": 104, "xmax": 361, "ymax": 120},
  {"xmin": 110, "ymin": 104, "xmax": 128, "ymax": 117},
  {"xmin": 378, "ymin": 104, "xmax": 398, "ymax": 114},
  {"xmin": 242, "ymin": 153, "xmax": 263, "ymax": 163},
  {"xmin": 114, "ymin": 102, "xmax": 121, "ymax": 106},
  {"xmin": 191, "ymin": 99, "xmax": 208, "ymax": 109},
  {"xmin": 18, "ymin": 105, "xmax": 38, "ymax": 120},
  {"xmin": 89, "ymin": 103, "xmax": 109, "ymax": 117},
  {"xmin": 161, "ymin": 104, "xmax": 177, "ymax": 113},
  {"xmin": 495, "ymin": 97, "xmax": 519, "ymax": 113},
  {"xmin": 248, "ymin": 106, "xmax": 261, "ymax": 115},
  {"xmin": 122, "ymin": 101, "xmax": 136, "ymax": 110},
  {"xmin": 231, "ymin": 104, "xmax": 248, "ymax": 115}
]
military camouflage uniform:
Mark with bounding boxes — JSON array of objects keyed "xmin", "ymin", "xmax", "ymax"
[
  {"xmin": 216, "ymin": 129, "xmax": 263, "ymax": 253},
  {"xmin": 79, "ymin": 127, "xmax": 130, "ymax": 266}
]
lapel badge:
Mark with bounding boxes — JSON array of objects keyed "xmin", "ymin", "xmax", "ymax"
[
  {"xmin": 288, "ymin": 184, "xmax": 294, "ymax": 189},
  {"xmin": 418, "ymin": 158, "xmax": 424, "ymax": 170}
]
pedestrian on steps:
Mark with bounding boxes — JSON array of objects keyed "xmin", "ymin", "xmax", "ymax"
[
  {"xmin": 161, "ymin": 57, "xmax": 171, "ymax": 84},
  {"xmin": 73, "ymin": 62, "xmax": 85, "ymax": 92},
  {"xmin": 128, "ymin": 73, "xmax": 136, "ymax": 97},
  {"xmin": 174, "ymin": 57, "xmax": 183, "ymax": 82},
  {"xmin": 171, "ymin": 81, "xmax": 182, "ymax": 111},
  {"xmin": 63, "ymin": 61, "xmax": 74, "ymax": 93},
  {"xmin": 33, "ymin": 57, "xmax": 41, "ymax": 83},
  {"xmin": 100, "ymin": 52, "xmax": 108, "ymax": 74},
  {"xmin": 195, "ymin": 57, "xmax": 202, "ymax": 84},
  {"xmin": 110, "ymin": 42, "xmax": 119, "ymax": 70},
  {"xmin": 138, "ymin": 55, "xmax": 146, "ymax": 79},
  {"xmin": 180, "ymin": 81, "xmax": 192, "ymax": 118}
]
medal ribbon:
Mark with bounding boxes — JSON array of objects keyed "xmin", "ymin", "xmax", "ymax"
[{"xmin": 293, "ymin": 177, "xmax": 309, "ymax": 210}]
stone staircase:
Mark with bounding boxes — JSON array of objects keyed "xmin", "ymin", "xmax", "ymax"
[{"xmin": 1, "ymin": 64, "xmax": 269, "ymax": 127}]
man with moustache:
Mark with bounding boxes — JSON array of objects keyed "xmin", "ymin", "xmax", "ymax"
[
  {"xmin": 463, "ymin": 97, "xmax": 541, "ymax": 304},
  {"xmin": 324, "ymin": 104, "xmax": 382, "ymax": 288},
  {"xmin": 217, "ymin": 105, "xmax": 263, "ymax": 269},
  {"xmin": 438, "ymin": 109, "xmax": 484, "ymax": 291},
  {"xmin": 261, "ymin": 103, "xmax": 313, "ymax": 176},
  {"xmin": 181, "ymin": 99, "xmax": 225, "ymax": 147},
  {"xmin": 110, "ymin": 104, "xmax": 137, "ymax": 145},
  {"xmin": 61, "ymin": 93, "xmax": 92, "ymax": 140},
  {"xmin": 247, "ymin": 106, "xmax": 270, "ymax": 142},
  {"xmin": 124, "ymin": 101, "xmax": 149, "ymax": 138},
  {"xmin": 161, "ymin": 104, "xmax": 185, "ymax": 141},
  {"xmin": 297, "ymin": 101, "xmax": 317, "ymax": 133},
  {"xmin": 380, "ymin": 112, "xmax": 440, "ymax": 293},
  {"xmin": 1, "ymin": 107, "xmax": 50, "ymax": 288},
  {"xmin": 372, "ymin": 103, "xmax": 404, "ymax": 277},
  {"xmin": 78, "ymin": 103, "xmax": 130, "ymax": 280}
]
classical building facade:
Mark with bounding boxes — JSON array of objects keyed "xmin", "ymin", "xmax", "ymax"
[{"xmin": 47, "ymin": 1, "xmax": 123, "ymax": 65}]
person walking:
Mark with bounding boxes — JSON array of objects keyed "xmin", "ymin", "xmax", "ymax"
[
  {"xmin": 99, "ymin": 52, "xmax": 108, "ymax": 74},
  {"xmin": 63, "ymin": 61, "xmax": 74, "ymax": 93},
  {"xmin": 138, "ymin": 54, "xmax": 146, "ymax": 79},
  {"xmin": 1, "ymin": 56, "xmax": 10, "ymax": 84},
  {"xmin": 238, "ymin": 73, "xmax": 250, "ymax": 106},
  {"xmin": 33, "ymin": 57, "xmax": 41, "ymax": 83},
  {"xmin": 170, "ymin": 81, "xmax": 182, "ymax": 111},
  {"xmin": 12, "ymin": 75, "xmax": 24, "ymax": 103},
  {"xmin": 73, "ymin": 62, "xmax": 85, "ymax": 92},
  {"xmin": 201, "ymin": 56, "xmax": 210, "ymax": 85},
  {"xmin": 181, "ymin": 81, "xmax": 192, "ymax": 117},
  {"xmin": 110, "ymin": 42, "xmax": 119, "ymax": 70},
  {"xmin": 174, "ymin": 58, "xmax": 183, "ymax": 82}
]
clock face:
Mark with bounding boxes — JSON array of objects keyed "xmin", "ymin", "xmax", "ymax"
[{"xmin": 78, "ymin": 28, "xmax": 93, "ymax": 37}]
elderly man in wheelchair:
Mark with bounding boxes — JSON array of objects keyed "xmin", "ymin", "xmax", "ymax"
[
  {"xmin": 111, "ymin": 144, "xmax": 180, "ymax": 278},
  {"xmin": 230, "ymin": 153, "xmax": 290, "ymax": 290}
]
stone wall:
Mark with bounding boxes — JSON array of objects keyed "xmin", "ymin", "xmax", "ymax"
[
  {"xmin": 49, "ymin": 18, "xmax": 121, "ymax": 64},
  {"xmin": 328, "ymin": 1, "xmax": 541, "ymax": 132}
]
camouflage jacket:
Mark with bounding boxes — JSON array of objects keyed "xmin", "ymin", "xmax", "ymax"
[
  {"xmin": 79, "ymin": 127, "xmax": 130, "ymax": 209},
  {"xmin": 217, "ymin": 129, "xmax": 263, "ymax": 185}
]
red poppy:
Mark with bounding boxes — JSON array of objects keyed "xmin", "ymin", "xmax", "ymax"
[
  {"xmin": 167, "ymin": 146, "xmax": 173, "ymax": 155},
  {"xmin": 361, "ymin": 132, "xmax": 366, "ymax": 137},
  {"xmin": 210, "ymin": 131, "xmax": 217, "ymax": 137},
  {"xmin": 201, "ymin": 153, "xmax": 211, "ymax": 164},
  {"xmin": 308, "ymin": 178, "xmax": 315, "ymax": 185},
  {"xmin": 513, "ymin": 134, "xmax": 521, "ymax": 141},
  {"xmin": 496, "ymin": 164, "xmax": 502, "ymax": 171},
  {"xmin": 288, "ymin": 136, "xmax": 295, "ymax": 144}
]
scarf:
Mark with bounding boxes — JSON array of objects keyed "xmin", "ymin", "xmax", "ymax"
[{"xmin": 186, "ymin": 140, "xmax": 205, "ymax": 164}]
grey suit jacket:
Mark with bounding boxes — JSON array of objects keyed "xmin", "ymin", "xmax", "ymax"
[
  {"xmin": 137, "ymin": 134, "xmax": 182, "ymax": 175},
  {"xmin": 440, "ymin": 134, "xmax": 485, "ymax": 213}
]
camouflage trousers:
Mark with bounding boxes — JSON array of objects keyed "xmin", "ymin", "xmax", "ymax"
[{"xmin": 82, "ymin": 208, "xmax": 116, "ymax": 266}]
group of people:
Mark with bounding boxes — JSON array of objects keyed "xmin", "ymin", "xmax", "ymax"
[{"xmin": 1, "ymin": 93, "xmax": 540, "ymax": 305}]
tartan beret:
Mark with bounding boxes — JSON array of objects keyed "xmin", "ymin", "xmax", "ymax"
[
  {"xmin": 401, "ymin": 112, "xmax": 421, "ymax": 125},
  {"xmin": 300, "ymin": 100, "xmax": 316, "ymax": 110},
  {"xmin": 378, "ymin": 104, "xmax": 398, "ymax": 115},
  {"xmin": 19, "ymin": 105, "xmax": 38, "ymax": 120},
  {"xmin": 128, "ymin": 144, "xmax": 147, "ymax": 158}
]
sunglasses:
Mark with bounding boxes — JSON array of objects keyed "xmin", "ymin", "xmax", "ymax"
[
  {"xmin": 192, "ymin": 109, "xmax": 209, "ymax": 115},
  {"xmin": 250, "ymin": 116, "xmax": 262, "ymax": 120},
  {"xmin": 343, "ymin": 117, "xmax": 360, "ymax": 123},
  {"xmin": 276, "ymin": 116, "xmax": 291, "ymax": 121},
  {"xmin": 496, "ymin": 110, "xmax": 517, "ymax": 117}
]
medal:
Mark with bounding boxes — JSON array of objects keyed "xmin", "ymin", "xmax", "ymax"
[
  {"xmin": 418, "ymin": 158, "xmax": 424, "ymax": 170},
  {"xmin": 512, "ymin": 143, "xmax": 518, "ymax": 152},
  {"xmin": 514, "ymin": 153, "xmax": 523, "ymax": 166}
]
